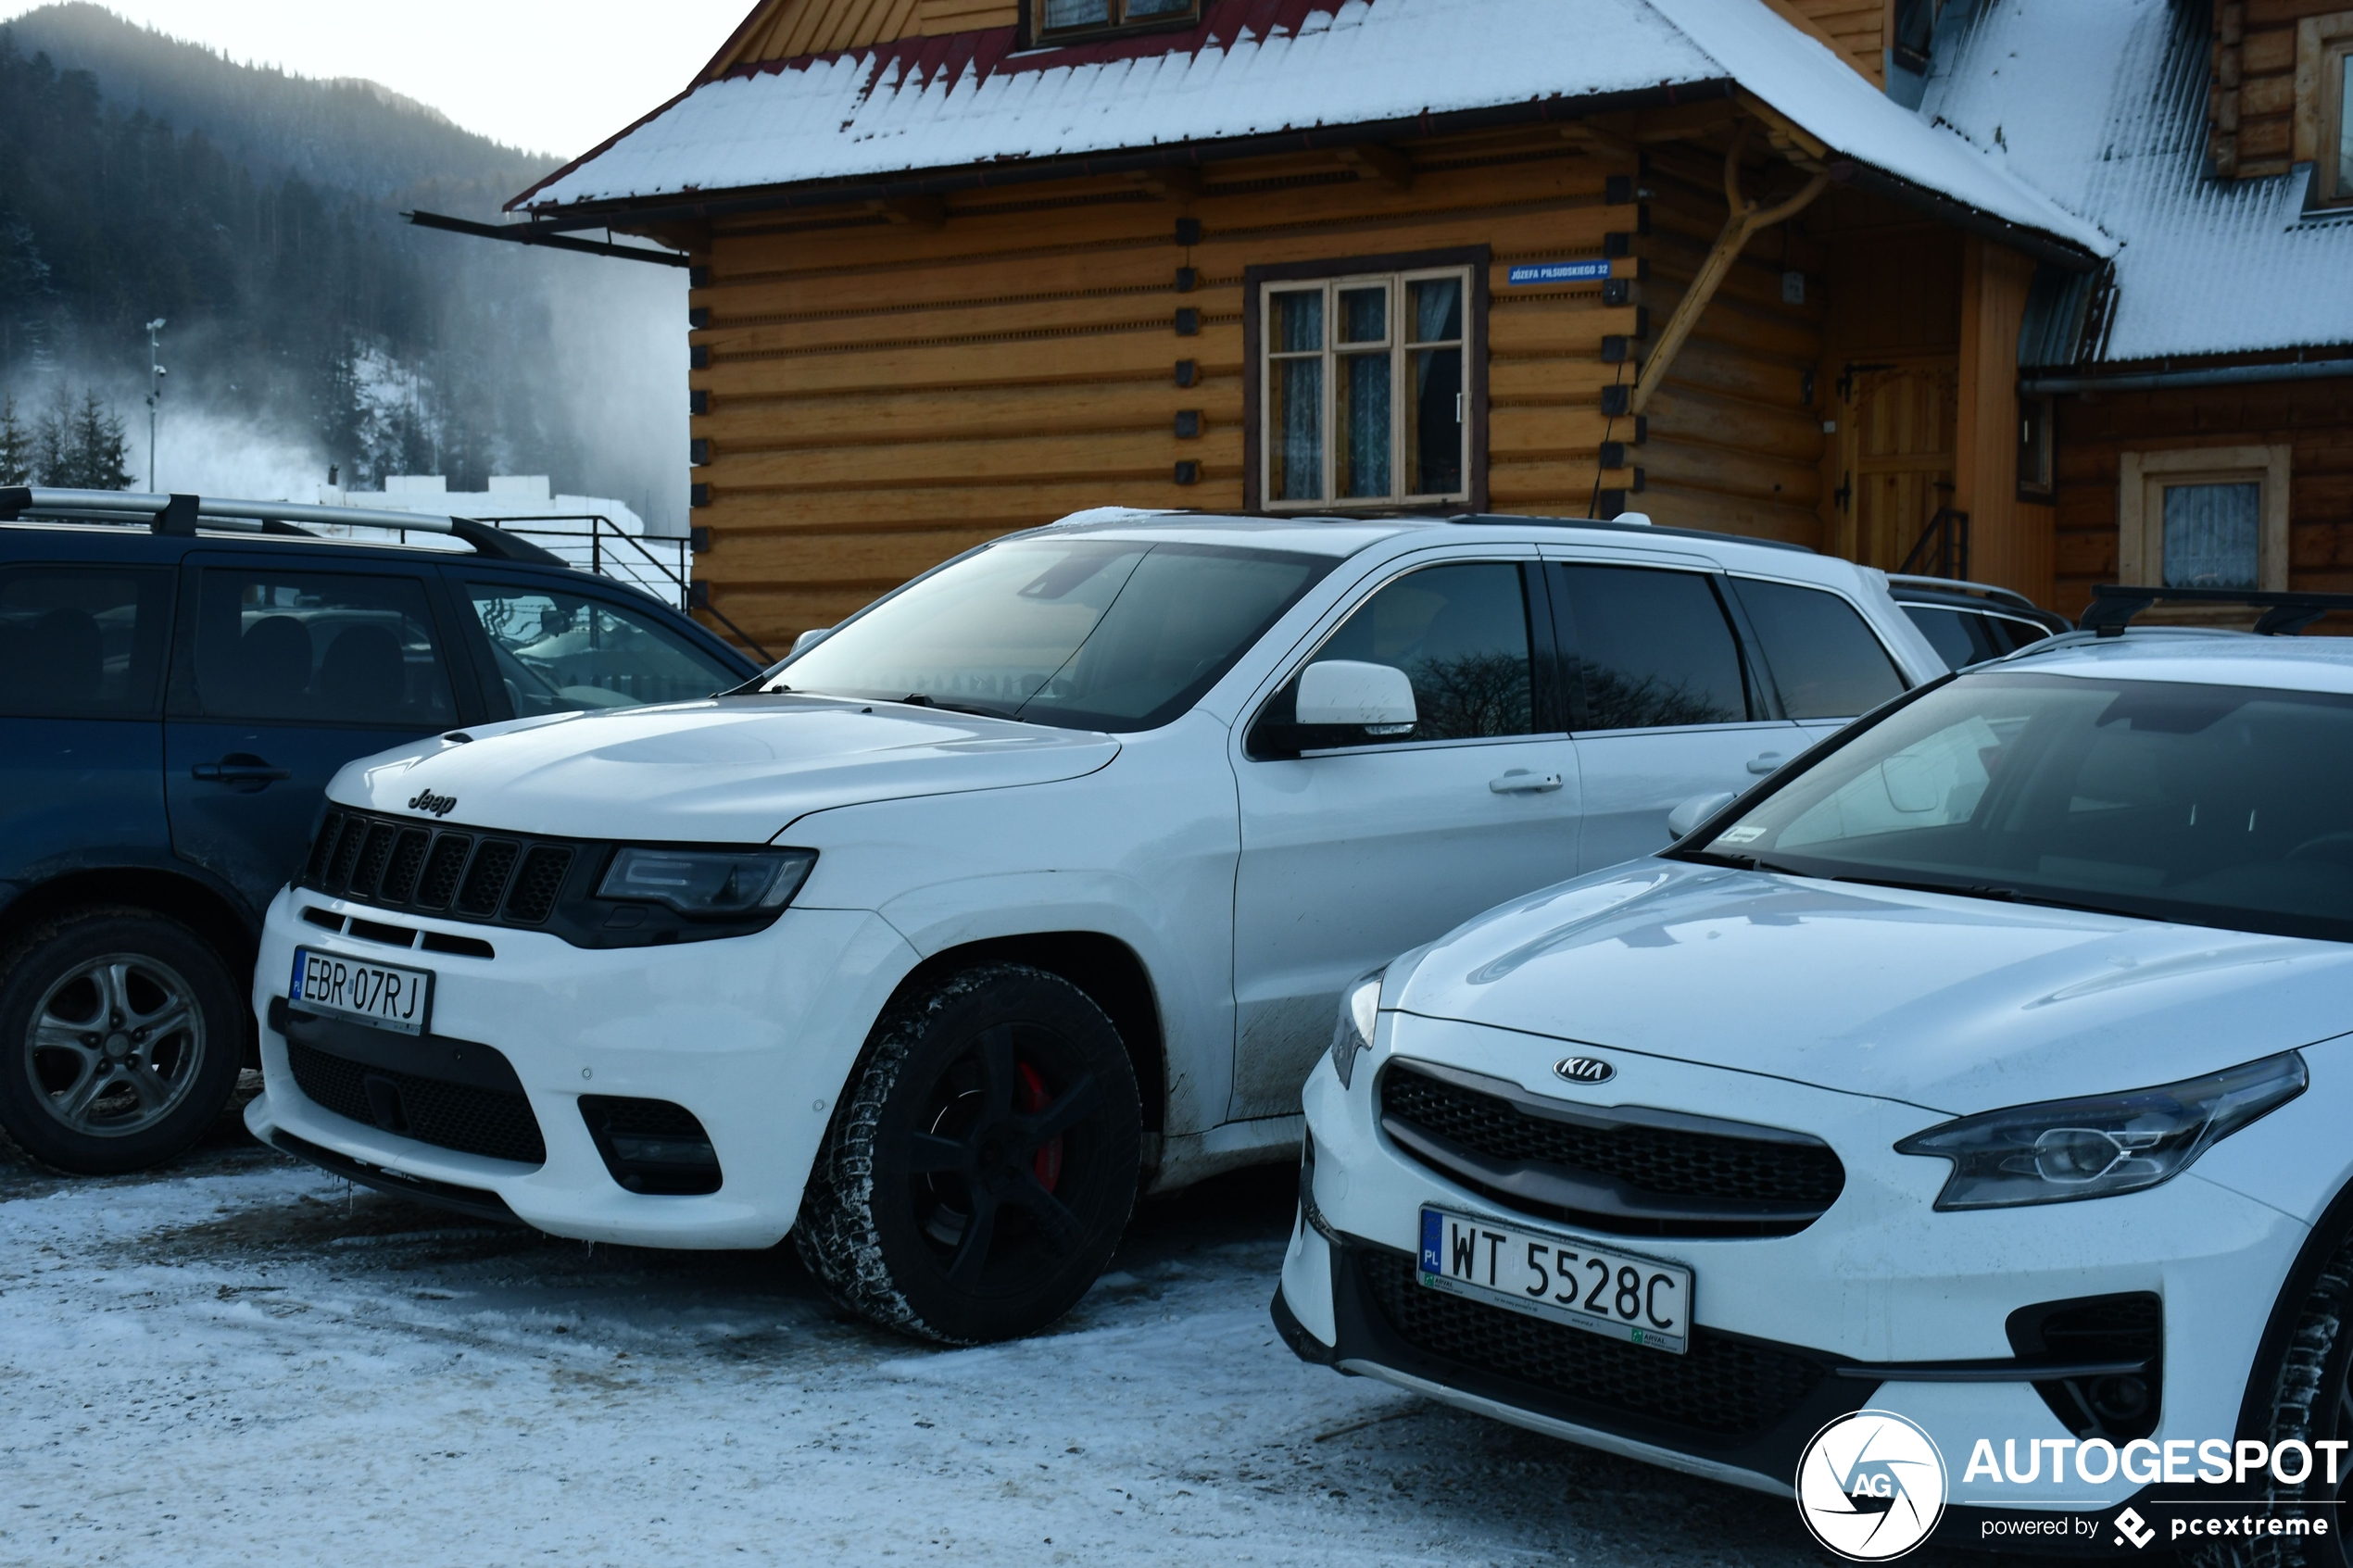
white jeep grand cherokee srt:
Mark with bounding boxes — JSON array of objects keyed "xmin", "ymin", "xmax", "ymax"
[{"xmin": 245, "ymin": 508, "xmax": 1938, "ymax": 1343}]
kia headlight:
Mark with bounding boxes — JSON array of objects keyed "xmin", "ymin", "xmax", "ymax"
[
  {"xmin": 1894, "ymin": 1051, "xmax": 2306, "ymax": 1210},
  {"xmin": 597, "ymin": 847, "xmax": 816, "ymax": 917},
  {"xmin": 1329, "ymin": 970, "xmax": 1385, "ymax": 1089}
]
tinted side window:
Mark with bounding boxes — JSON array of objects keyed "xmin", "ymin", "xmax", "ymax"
[
  {"xmin": 1312, "ymin": 561, "xmax": 1533, "ymax": 742},
  {"xmin": 0, "ymin": 566, "xmax": 171, "ymax": 716},
  {"xmin": 1903, "ymin": 604, "xmax": 2000, "ymax": 670},
  {"xmin": 1735, "ymin": 578, "xmax": 1906, "ymax": 719},
  {"xmin": 191, "ymin": 569, "xmax": 456, "ymax": 727},
  {"xmin": 466, "ymin": 583, "xmax": 737, "ymax": 717},
  {"xmin": 1558, "ymin": 564, "xmax": 1747, "ymax": 729}
]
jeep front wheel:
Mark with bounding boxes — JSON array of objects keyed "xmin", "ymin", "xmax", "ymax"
[{"xmin": 796, "ymin": 962, "xmax": 1142, "ymax": 1345}]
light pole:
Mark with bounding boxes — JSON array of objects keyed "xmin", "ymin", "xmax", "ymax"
[{"xmin": 144, "ymin": 319, "xmax": 167, "ymax": 491}]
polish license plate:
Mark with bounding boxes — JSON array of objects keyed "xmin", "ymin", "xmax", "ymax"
[
  {"xmin": 1418, "ymin": 1205, "xmax": 1692, "ymax": 1355},
  {"xmin": 289, "ymin": 947, "xmax": 434, "ymax": 1036}
]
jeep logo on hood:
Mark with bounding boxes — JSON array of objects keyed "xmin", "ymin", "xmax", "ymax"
[
  {"xmin": 1554, "ymin": 1056, "xmax": 1616, "ymax": 1085},
  {"xmin": 408, "ymin": 790, "xmax": 459, "ymax": 818}
]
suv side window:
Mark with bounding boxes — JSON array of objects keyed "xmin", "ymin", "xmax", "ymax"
[
  {"xmin": 1556, "ymin": 564, "xmax": 1749, "ymax": 730},
  {"xmin": 1256, "ymin": 561, "xmax": 1537, "ymax": 749},
  {"xmin": 188, "ymin": 568, "xmax": 457, "ymax": 727},
  {"xmin": 1732, "ymin": 578, "xmax": 1906, "ymax": 719},
  {"xmin": 0, "ymin": 566, "xmax": 171, "ymax": 716},
  {"xmin": 461, "ymin": 581, "xmax": 741, "ymax": 717}
]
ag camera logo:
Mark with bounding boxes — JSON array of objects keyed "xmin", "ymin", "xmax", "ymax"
[{"xmin": 1796, "ymin": 1410, "xmax": 1948, "ymax": 1561}]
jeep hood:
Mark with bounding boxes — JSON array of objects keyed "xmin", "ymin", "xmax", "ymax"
[
  {"xmin": 1390, "ymin": 859, "xmax": 2353, "ymax": 1114},
  {"xmin": 332, "ymin": 695, "xmax": 1120, "ymax": 843}
]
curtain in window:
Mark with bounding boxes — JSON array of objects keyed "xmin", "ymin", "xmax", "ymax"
[
  {"xmin": 2339, "ymin": 59, "xmax": 2353, "ymax": 197},
  {"xmin": 1269, "ymin": 292, "xmax": 1324, "ymax": 501},
  {"xmin": 1336, "ymin": 355, "xmax": 1390, "ymax": 497},
  {"xmin": 1406, "ymin": 278, "xmax": 1463, "ymax": 496},
  {"xmin": 2161, "ymin": 482, "xmax": 2260, "ymax": 588},
  {"xmin": 1044, "ymin": 0, "xmax": 1111, "ymax": 27}
]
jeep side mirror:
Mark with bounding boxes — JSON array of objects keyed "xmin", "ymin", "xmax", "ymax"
[
  {"xmin": 1667, "ymin": 791, "xmax": 1738, "ymax": 841},
  {"xmin": 789, "ymin": 625, "xmax": 834, "ymax": 658},
  {"xmin": 1296, "ymin": 660, "xmax": 1416, "ymax": 733}
]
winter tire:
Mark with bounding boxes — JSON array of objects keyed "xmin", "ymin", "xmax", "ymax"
[
  {"xmin": 2183, "ymin": 1218, "xmax": 2353, "ymax": 1568},
  {"xmin": 796, "ymin": 961, "xmax": 1142, "ymax": 1345},
  {"xmin": 0, "ymin": 906, "xmax": 245, "ymax": 1175}
]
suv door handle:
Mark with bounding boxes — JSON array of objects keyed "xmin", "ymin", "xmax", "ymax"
[
  {"xmin": 1746, "ymin": 751, "xmax": 1785, "ymax": 775},
  {"xmin": 192, "ymin": 754, "xmax": 292, "ymax": 785},
  {"xmin": 1490, "ymin": 770, "xmax": 1564, "ymax": 794}
]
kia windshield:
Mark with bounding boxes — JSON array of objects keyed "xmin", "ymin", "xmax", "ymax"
[
  {"xmin": 760, "ymin": 537, "xmax": 1331, "ymax": 732},
  {"xmin": 1678, "ymin": 671, "xmax": 2353, "ymax": 943}
]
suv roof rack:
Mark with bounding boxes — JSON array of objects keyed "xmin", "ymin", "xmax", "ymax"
[
  {"xmin": 2081, "ymin": 583, "xmax": 2353, "ymax": 638},
  {"xmin": 1443, "ymin": 511, "xmax": 1815, "ymax": 554},
  {"xmin": 0, "ymin": 486, "xmax": 567, "ymax": 567},
  {"xmin": 1885, "ymin": 573, "xmax": 2040, "ymax": 613}
]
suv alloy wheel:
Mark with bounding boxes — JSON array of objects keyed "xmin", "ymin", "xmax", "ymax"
[
  {"xmin": 796, "ymin": 962, "xmax": 1142, "ymax": 1344},
  {"xmin": 0, "ymin": 907, "xmax": 245, "ymax": 1174}
]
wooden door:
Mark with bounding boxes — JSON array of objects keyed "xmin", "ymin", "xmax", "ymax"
[{"xmin": 1832, "ymin": 360, "xmax": 1957, "ymax": 572}]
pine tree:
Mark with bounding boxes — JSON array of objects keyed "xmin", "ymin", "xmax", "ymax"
[
  {"xmin": 31, "ymin": 385, "xmax": 68, "ymax": 483},
  {"xmin": 69, "ymin": 388, "xmax": 132, "ymax": 489},
  {"xmin": 0, "ymin": 394, "xmax": 30, "ymax": 484}
]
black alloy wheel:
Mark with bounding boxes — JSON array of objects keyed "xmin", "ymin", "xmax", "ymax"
[
  {"xmin": 796, "ymin": 962, "xmax": 1142, "ymax": 1344},
  {"xmin": 0, "ymin": 906, "xmax": 245, "ymax": 1175},
  {"xmin": 2185, "ymin": 1220, "xmax": 2353, "ymax": 1568}
]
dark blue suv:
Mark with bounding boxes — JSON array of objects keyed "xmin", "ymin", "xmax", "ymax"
[{"xmin": 0, "ymin": 487, "xmax": 757, "ymax": 1174}]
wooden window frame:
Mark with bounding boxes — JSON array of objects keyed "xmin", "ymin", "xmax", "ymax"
[
  {"xmin": 2117, "ymin": 445, "xmax": 2291, "ymax": 592},
  {"xmin": 1021, "ymin": 0, "xmax": 1200, "ymax": 48},
  {"xmin": 1242, "ymin": 246, "xmax": 1490, "ymax": 515},
  {"xmin": 2294, "ymin": 11, "xmax": 2353, "ymax": 206}
]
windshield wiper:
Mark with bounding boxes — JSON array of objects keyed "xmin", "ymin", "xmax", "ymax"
[
  {"xmin": 896, "ymin": 692, "xmax": 1024, "ymax": 722},
  {"xmin": 1826, "ymin": 872, "xmax": 2132, "ymax": 919},
  {"xmin": 1677, "ymin": 848, "xmax": 1814, "ymax": 877}
]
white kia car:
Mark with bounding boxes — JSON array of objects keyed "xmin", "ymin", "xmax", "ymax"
[
  {"xmin": 1276, "ymin": 598, "xmax": 2353, "ymax": 1553},
  {"xmin": 244, "ymin": 508, "xmax": 1938, "ymax": 1344}
]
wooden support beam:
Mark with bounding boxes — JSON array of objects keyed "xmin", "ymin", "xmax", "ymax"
[
  {"xmin": 865, "ymin": 194, "xmax": 947, "ymax": 227},
  {"xmin": 1559, "ymin": 123, "xmax": 1641, "ymax": 161},
  {"xmin": 1127, "ymin": 167, "xmax": 1203, "ymax": 200},
  {"xmin": 1336, "ymin": 143, "xmax": 1415, "ymax": 189},
  {"xmin": 1629, "ymin": 124, "xmax": 1828, "ymax": 417}
]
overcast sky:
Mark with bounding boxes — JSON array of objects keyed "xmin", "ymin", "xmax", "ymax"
[{"xmin": 1, "ymin": 0, "xmax": 755, "ymax": 157}]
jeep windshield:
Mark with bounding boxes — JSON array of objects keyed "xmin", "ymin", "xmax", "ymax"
[
  {"xmin": 759, "ymin": 537, "xmax": 1332, "ymax": 732},
  {"xmin": 1677, "ymin": 671, "xmax": 2353, "ymax": 943}
]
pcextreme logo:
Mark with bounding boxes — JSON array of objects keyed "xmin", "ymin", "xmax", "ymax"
[{"xmin": 1796, "ymin": 1410, "xmax": 1948, "ymax": 1561}]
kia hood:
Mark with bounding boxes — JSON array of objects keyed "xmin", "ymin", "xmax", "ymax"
[
  {"xmin": 1390, "ymin": 859, "xmax": 2353, "ymax": 1114},
  {"xmin": 331, "ymin": 695, "xmax": 1120, "ymax": 843}
]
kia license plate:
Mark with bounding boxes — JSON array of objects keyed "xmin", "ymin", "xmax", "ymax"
[
  {"xmin": 1418, "ymin": 1205, "xmax": 1691, "ymax": 1355},
  {"xmin": 290, "ymin": 947, "xmax": 434, "ymax": 1036}
]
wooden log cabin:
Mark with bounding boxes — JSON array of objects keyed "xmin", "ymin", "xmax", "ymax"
[{"xmin": 501, "ymin": 0, "xmax": 2353, "ymax": 652}]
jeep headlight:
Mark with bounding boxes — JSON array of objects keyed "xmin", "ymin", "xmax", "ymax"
[
  {"xmin": 597, "ymin": 847, "xmax": 816, "ymax": 917},
  {"xmin": 1329, "ymin": 970, "xmax": 1385, "ymax": 1090},
  {"xmin": 1895, "ymin": 1051, "xmax": 2306, "ymax": 1210}
]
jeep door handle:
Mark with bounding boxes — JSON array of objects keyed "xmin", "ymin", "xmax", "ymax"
[
  {"xmin": 1746, "ymin": 752, "xmax": 1785, "ymax": 775},
  {"xmin": 1490, "ymin": 771, "xmax": 1564, "ymax": 794},
  {"xmin": 192, "ymin": 755, "xmax": 291, "ymax": 784}
]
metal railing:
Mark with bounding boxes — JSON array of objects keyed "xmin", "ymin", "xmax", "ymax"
[{"xmin": 1899, "ymin": 507, "xmax": 1971, "ymax": 582}]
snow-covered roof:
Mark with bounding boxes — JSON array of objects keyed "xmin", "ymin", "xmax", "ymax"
[
  {"xmin": 515, "ymin": 0, "xmax": 2110, "ymax": 260},
  {"xmin": 1921, "ymin": 0, "xmax": 2353, "ymax": 363}
]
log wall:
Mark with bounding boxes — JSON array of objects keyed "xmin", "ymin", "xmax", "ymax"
[{"xmin": 2052, "ymin": 377, "xmax": 2353, "ymax": 618}]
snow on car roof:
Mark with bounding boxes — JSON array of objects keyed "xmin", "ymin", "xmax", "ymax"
[
  {"xmin": 1920, "ymin": 0, "xmax": 2353, "ymax": 363},
  {"xmin": 515, "ymin": 0, "xmax": 2109, "ymax": 260},
  {"xmin": 1995, "ymin": 631, "xmax": 2353, "ymax": 696}
]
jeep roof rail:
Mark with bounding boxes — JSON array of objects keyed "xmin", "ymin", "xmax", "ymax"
[
  {"xmin": 1884, "ymin": 573, "xmax": 2042, "ymax": 613},
  {"xmin": 1443, "ymin": 511, "xmax": 1816, "ymax": 554},
  {"xmin": 2081, "ymin": 583, "xmax": 2353, "ymax": 638},
  {"xmin": 0, "ymin": 485, "xmax": 568, "ymax": 567}
]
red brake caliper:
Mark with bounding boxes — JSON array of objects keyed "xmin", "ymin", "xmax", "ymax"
[{"xmin": 1016, "ymin": 1061, "xmax": 1063, "ymax": 1192}]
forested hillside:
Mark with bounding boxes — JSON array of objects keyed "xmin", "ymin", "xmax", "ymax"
[{"xmin": 0, "ymin": 5, "xmax": 682, "ymax": 515}]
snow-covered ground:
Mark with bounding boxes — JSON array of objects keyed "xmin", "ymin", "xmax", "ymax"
[{"xmin": 1, "ymin": 1106, "xmax": 1967, "ymax": 1568}]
